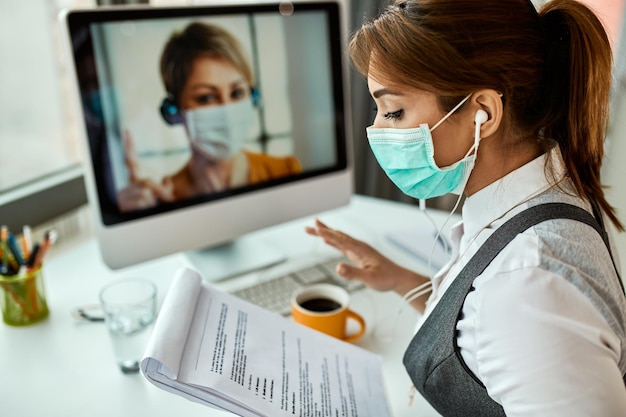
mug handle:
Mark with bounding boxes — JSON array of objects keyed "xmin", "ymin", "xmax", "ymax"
[{"xmin": 343, "ymin": 309, "xmax": 366, "ymax": 343}]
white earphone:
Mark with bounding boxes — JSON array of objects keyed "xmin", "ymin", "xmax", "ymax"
[
  {"xmin": 474, "ymin": 109, "xmax": 489, "ymax": 125},
  {"xmin": 473, "ymin": 109, "xmax": 488, "ymax": 148}
]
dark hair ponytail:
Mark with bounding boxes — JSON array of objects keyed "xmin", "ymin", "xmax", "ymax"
[{"xmin": 537, "ymin": 0, "xmax": 622, "ymax": 230}]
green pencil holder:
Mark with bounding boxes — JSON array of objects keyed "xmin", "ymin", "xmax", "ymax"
[{"xmin": 0, "ymin": 267, "xmax": 49, "ymax": 326}]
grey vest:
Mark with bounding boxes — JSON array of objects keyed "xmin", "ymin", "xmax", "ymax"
[{"xmin": 403, "ymin": 203, "xmax": 625, "ymax": 417}]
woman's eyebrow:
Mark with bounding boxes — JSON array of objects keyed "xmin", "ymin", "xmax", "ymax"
[
  {"xmin": 190, "ymin": 84, "xmax": 219, "ymax": 91},
  {"xmin": 229, "ymin": 79, "xmax": 247, "ymax": 88},
  {"xmin": 372, "ymin": 88, "xmax": 403, "ymax": 99}
]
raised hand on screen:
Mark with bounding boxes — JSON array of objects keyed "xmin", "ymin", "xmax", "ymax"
[{"xmin": 116, "ymin": 130, "xmax": 175, "ymax": 212}]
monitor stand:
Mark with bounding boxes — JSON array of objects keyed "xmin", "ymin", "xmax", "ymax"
[{"xmin": 185, "ymin": 235, "xmax": 286, "ymax": 282}]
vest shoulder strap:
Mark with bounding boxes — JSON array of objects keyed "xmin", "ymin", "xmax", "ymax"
[{"xmin": 403, "ymin": 202, "xmax": 625, "ymax": 416}]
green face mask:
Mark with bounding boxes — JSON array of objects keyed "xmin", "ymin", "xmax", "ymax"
[{"xmin": 366, "ymin": 94, "xmax": 478, "ymax": 200}]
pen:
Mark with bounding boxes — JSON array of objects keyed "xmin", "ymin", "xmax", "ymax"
[
  {"xmin": 21, "ymin": 225, "xmax": 32, "ymax": 260},
  {"xmin": 30, "ymin": 230, "xmax": 57, "ymax": 270},
  {"xmin": 27, "ymin": 243, "xmax": 40, "ymax": 270},
  {"xmin": 1, "ymin": 226, "xmax": 9, "ymax": 270},
  {"xmin": 7, "ymin": 232, "xmax": 24, "ymax": 266},
  {"xmin": 0, "ymin": 226, "xmax": 19, "ymax": 274}
]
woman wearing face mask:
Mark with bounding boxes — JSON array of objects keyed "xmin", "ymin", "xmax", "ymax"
[
  {"xmin": 306, "ymin": 0, "xmax": 626, "ymax": 415},
  {"xmin": 118, "ymin": 22, "xmax": 301, "ymax": 211}
]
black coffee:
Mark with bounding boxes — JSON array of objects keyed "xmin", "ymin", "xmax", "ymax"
[{"xmin": 300, "ymin": 298, "xmax": 341, "ymax": 312}]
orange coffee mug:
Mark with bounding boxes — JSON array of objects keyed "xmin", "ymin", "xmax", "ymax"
[{"xmin": 291, "ymin": 283, "xmax": 366, "ymax": 343}]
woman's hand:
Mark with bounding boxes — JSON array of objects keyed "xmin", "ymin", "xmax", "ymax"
[
  {"xmin": 117, "ymin": 130, "xmax": 175, "ymax": 212},
  {"xmin": 305, "ymin": 219, "xmax": 429, "ymax": 300}
]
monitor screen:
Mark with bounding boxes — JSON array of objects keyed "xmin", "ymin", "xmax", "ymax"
[{"xmin": 63, "ymin": 1, "xmax": 352, "ymax": 278}]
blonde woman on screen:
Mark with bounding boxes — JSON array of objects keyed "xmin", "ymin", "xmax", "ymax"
[{"xmin": 118, "ymin": 22, "xmax": 301, "ymax": 212}]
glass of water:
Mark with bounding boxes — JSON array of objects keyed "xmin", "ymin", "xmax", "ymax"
[{"xmin": 99, "ymin": 279, "xmax": 157, "ymax": 374}]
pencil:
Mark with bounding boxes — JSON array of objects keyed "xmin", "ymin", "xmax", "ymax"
[
  {"xmin": 31, "ymin": 230, "xmax": 58, "ymax": 270},
  {"xmin": 21, "ymin": 225, "xmax": 32, "ymax": 260}
]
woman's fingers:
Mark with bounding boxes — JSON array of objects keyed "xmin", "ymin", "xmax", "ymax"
[
  {"xmin": 152, "ymin": 176, "xmax": 175, "ymax": 202},
  {"xmin": 121, "ymin": 130, "xmax": 175, "ymax": 207},
  {"xmin": 305, "ymin": 219, "xmax": 325, "ymax": 236},
  {"xmin": 308, "ymin": 220, "xmax": 358, "ymax": 254},
  {"xmin": 117, "ymin": 183, "xmax": 157, "ymax": 211},
  {"xmin": 305, "ymin": 219, "xmax": 430, "ymax": 298},
  {"xmin": 336, "ymin": 262, "xmax": 367, "ymax": 280},
  {"xmin": 305, "ymin": 219, "xmax": 406, "ymax": 291},
  {"xmin": 133, "ymin": 177, "xmax": 174, "ymax": 203},
  {"xmin": 123, "ymin": 130, "xmax": 141, "ymax": 183}
]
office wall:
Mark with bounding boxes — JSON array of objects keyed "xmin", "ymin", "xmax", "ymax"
[{"xmin": 578, "ymin": 0, "xmax": 625, "ymax": 48}]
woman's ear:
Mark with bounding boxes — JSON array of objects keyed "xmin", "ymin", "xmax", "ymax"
[{"xmin": 471, "ymin": 89, "xmax": 503, "ymax": 137}]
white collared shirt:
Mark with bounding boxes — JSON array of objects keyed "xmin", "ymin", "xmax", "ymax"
[{"xmin": 417, "ymin": 151, "xmax": 626, "ymax": 416}]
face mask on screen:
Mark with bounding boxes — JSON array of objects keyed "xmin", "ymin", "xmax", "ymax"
[{"xmin": 184, "ymin": 98, "xmax": 255, "ymax": 161}]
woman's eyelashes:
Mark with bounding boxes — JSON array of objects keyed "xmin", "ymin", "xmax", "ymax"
[
  {"xmin": 192, "ymin": 88, "xmax": 247, "ymax": 106},
  {"xmin": 230, "ymin": 87, "xmax": 246, "ymax": 101},
  {"xmin": 194, "ymin": 93, "xmax": 219, "ymax": 105},
  {"xmin": 383, "ymin": 109, "xmax": 403, "ymax": 121}
]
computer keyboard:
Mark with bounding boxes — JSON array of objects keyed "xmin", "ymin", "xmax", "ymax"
[{"xmin": 232, "ymin": 257, "xmax": 364, "ymax": 316}]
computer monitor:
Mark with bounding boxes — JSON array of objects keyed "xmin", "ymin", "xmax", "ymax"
[{"xmin": 62, "ymin": 1, "xmax": 353, "ymax": 280}]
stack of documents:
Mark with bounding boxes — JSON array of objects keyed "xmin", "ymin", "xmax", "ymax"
[{"xmin": 141, "ymin": 267, "xmax": 391, "ymax": 417}]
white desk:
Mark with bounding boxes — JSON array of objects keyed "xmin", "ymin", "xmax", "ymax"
[{"xmin": 0, "ymin": 195, "xmax": 451, "ymax": 417}]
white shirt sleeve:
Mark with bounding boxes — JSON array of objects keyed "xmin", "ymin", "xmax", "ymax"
[{"xmin": 457, "ymin": 267, "xmax": 626, "ymax": 416}]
